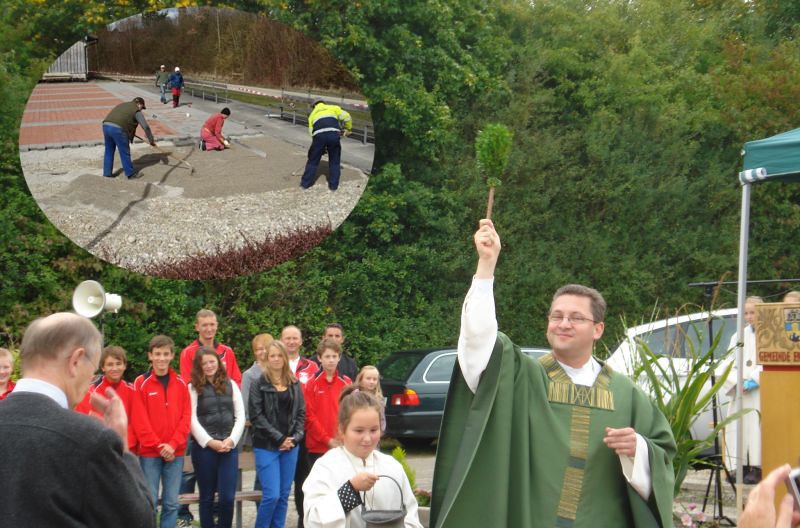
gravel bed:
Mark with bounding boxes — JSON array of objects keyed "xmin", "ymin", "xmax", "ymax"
[{"xmin": 20, "ymin": 140, "xmax": 368, "ymax": 276}]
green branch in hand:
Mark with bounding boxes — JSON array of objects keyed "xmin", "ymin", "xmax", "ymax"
[{"xmin": 475, "ymin": 123, "xmax": 513, "ymax": 219}]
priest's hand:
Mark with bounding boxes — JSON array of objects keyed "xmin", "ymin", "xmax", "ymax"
[
  {"xmin": 739, "ymin": 464, "xmax": 800, "ymax": 528},
  {"xmin": 603, "ymin": 427, "xmax": 637, "ymax": 457},
  {"xmin": 350, "ymin": 472, "xmax": 379, "ymax": 492},
  {"xmin": 474, "ymin": 219, "xmax": 501, "ymax": 279}
]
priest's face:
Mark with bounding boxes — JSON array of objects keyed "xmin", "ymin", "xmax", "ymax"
[{"xmin": 546, "ymin": 294, "xmax": 604, "ymax": 366}]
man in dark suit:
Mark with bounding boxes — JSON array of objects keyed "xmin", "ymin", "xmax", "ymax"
[{"xmin": 0, "ymin": 312, "xmax": 155, "ymax": 527}]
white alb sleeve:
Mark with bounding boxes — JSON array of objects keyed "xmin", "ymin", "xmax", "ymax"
[
  {"xmin": 619, "ymin": 433, "xmax": 652, "ymax": 500},
  {"xmin": 457, "ymin": 277, "xmax": 498, "ymax": 393}
]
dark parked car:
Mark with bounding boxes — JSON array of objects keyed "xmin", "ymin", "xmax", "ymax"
[{"xmin": 378, "ymin": 346, "xmax": 549, "ymax": 439}]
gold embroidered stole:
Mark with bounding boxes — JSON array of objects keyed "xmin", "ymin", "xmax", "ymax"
[{"xmin": 539, "ymin": 354, "xmax": 614, "ymax": 527}]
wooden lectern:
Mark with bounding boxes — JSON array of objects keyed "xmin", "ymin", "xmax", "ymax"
[{"xmin": 755, "ymin": 302, "xmax": 800, "ymax": 509}]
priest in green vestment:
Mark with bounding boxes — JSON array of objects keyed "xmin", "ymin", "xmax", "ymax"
[{"xmin": 431, "ymin": 219, "xmax": 676, "ymax": 528}]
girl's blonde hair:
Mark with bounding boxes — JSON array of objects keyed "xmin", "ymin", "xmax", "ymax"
[
  {"xmin": 0, "ymin": 348, "xmax": 14, "ymax": 363},
  {"xmin": 264, "ymin": 340, "xmax": 297, "ymax": 387},
  {"xmin": 337, "ymin": 384, "xmax": 383, "ymax": 432},
  {"xmin": 355, "ymin": 365, "xmax": 383, "ymax": 400},
  {"xmin": 251, "ymin": 333, "xmax": 273, "ymax": 357}
]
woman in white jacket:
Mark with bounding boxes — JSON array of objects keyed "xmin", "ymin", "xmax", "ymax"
[{"xmin": 303, "ymin": 385, "xmax": 422, "ymax": 528}]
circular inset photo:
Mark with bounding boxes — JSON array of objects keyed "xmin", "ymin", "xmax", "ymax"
[{"xmin": 19, "ymin": 7, "xmax": 373, "ymax": 279}]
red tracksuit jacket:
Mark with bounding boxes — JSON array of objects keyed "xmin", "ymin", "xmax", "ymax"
[
  {"xmin": 294, "ymin": 356, "xmax": 319, "ymax": 386},
  {"xmin": 75, "ymin": 376, "xmax": 136, "ymax": 450},
  {"xmin": 304, "ymin": 370, "xmax": 351, "ymax": 454},
  {"xmin": 180, "ymin": 340, "xmax": 242, "ymax": 386},
  {"xmin": 131, "ymin": 368, "xmax": 191, "ymax": 457}
]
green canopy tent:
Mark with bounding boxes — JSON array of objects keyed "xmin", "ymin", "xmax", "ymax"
[
  {"xmin": 733, "ymin": 127, "xmax": 800, "ymax": 513},
  {"xmin": 740, "ymin": 127, "xmax": 800, "ymax": 184}
]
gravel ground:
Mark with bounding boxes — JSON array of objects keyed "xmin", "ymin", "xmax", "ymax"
[{"xmin": 20, "ymin": 136, "xmax": 368, "ymax": 276}]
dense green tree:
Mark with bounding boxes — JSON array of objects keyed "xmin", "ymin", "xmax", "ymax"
[{"xmin": 3, "ymin": 0, "xmax": 800, "ymax": 374}]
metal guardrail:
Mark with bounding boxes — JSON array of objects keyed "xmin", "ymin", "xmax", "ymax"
[
  {"xmin": 185, "ymin": 78, "xmax": 230, "ymax": 104},
  {"xmin": 159, "ymin": 75, "xmax": 374, "ymax": 144},
  {"xmin": 279, "ymin": 87, "xmax": 369, "ymax": 110}
]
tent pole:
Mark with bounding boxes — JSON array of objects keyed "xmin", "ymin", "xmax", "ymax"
[{"xmin": 735, "ymin": 182, "xmax": 751, "ymax": 516}]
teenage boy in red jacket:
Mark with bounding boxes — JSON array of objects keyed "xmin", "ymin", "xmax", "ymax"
[
  {"xmin": 132, "ymin": 335, "xmax": 191, "ymax": 528},
  {"xmin": 304, "ymin": 339, "xmax": 352, "ymax": 467},
  {"xmin": 75, "ymin": 345, "xmax": 136, "ymax": 450},
  {"xmin": 180, "ymin": 309, "xmax": 241, "ymax": 385}
]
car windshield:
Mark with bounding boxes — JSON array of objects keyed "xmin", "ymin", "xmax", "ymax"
[
  {"xmin": 379, "ymin": 351, "xmax": 427, "ymax": 381},
  {"xmin": 637, "ymin": 315, "xmax": 737, "ymax": 359}
]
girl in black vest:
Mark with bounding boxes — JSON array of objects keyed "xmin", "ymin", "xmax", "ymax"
[
  {"xmin": 190, "ymin": 347, "xmax": 245, "ymax": 528},
  {"xmin": 249, "ymin": 339, "xmax": 305, "ymax": 528}
]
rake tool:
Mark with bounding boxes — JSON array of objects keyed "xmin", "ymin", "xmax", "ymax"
[
  {"xmin": 291, "ymin": 162, "xmax": 307, "ymax": 177},
  {"xmin": 136, "ymin": 135, "xmax": 195, "ymax": 173}
]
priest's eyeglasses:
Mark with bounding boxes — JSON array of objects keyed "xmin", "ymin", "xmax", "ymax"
[{"xmin": 547, "ymin": 313, "xmax": 597, "ymax": 325}]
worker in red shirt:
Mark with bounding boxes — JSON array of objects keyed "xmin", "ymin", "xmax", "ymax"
[{"xmin": 199, "ymin": 108, "xmax": 231, "ymax": 151}]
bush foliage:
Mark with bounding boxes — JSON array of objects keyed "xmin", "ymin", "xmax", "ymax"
[{"xmin": 2, "ymin": 0, "xmax": 800, "ymax": 377}]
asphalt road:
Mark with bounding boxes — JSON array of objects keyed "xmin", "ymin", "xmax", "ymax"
[{"xmin": 136, "ymin": 82, "xmax": 375, "ymax": 174}]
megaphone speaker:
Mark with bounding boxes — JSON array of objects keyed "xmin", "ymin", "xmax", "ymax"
[{"xmin": 72, "ymin": 280, "xmax": 107, "ymax": 318}]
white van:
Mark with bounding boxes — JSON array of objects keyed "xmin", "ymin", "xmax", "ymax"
[{"xmin": 605, "ymin": 308, "xmax": 739, "ymax": 444}]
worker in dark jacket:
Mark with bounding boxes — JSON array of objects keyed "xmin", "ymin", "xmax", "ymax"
[
  {"xmin": 300, "ymin": 100, "xmax": 352, "ymax": 191},
  {"xmin": 102, "ymin": 97, "xmax": 156, "ymax": 179}
]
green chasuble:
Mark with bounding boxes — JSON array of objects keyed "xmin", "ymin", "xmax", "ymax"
[{"xmin": 431, "ymin": 333, "xmax": 676, "ymax": 528}]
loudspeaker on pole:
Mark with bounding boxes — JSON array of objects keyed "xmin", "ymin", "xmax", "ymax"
[{"xmin": 72, "ymin": 280, "xmax": 122, "ymax": 318}]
